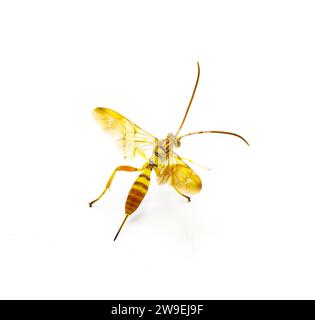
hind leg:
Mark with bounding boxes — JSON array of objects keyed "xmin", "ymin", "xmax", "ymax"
[
  {"xmin": 173, "ymin": 186, "xmax": 191, "ymax": 202},
  {"xmin": 89, "ymin": 165, "xmax": 140, "ymax": 207}
]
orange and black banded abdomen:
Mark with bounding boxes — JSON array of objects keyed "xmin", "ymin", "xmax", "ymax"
[{"xmin": 125, "ymin": 167, "xmax": 153, "ymax": 215}]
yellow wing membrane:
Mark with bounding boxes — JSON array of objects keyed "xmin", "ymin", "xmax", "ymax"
[
  {"xmin": 155, "ymin": 152, "xmax": 202, "ymax": 195},
  {"xmin": 93, "ymin": 108, "xmax": 158, "ymax": 159}
]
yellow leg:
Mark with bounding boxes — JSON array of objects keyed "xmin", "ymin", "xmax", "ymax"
[
  {"xmin": 89, "ymin": 165, "xmax": 139, "ymax": 207},
  {"xmin": 173, "ymin": 186, "xmax": 191, "ymax": 202},
  {"xmin": 180, "ymin": 156, "xmax": 211, "ymax": 171}
]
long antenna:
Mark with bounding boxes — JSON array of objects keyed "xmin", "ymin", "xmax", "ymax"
[
  {"xmin": 178, "ymin": 130, "xmax": 250, "ymax": 146},
  {"xmin": 175, "ymin": 62, "xmax": 200, "ymax": 137},
  {"xmin": 114, "ymin": 214, "xmax": 129, "ymax": 241}
]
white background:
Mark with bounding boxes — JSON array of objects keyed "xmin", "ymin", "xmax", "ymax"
[{"xmin": 0, "ymin": 0, "xmax": 315, "ymax": 299}]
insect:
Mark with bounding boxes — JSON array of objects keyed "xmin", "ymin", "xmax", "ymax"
[{"xmin": 90, "ymin": 62, "xmax": 249, "ymax": 240}]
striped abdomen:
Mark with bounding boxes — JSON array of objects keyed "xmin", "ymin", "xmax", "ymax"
[{"xmin": 125, "ymin": 166, "xmax": 153, "ymax": 215}]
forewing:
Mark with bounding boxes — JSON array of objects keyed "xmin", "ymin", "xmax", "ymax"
[
  {"xmin": 169, "ymin": 153, "xmax": 202, "ymax": 195},
  {"xmin": 93, "ymin": 108, "xmax": 157, "ymax": 159}
]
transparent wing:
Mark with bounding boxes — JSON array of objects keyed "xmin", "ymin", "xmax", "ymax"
[
  {"xmin": 155, "ymin": 152, "xmax": 202, "ymax": 195},
  {"xmin": 93, "ymin": 108, "xmax": 158, "ymax": 159}
]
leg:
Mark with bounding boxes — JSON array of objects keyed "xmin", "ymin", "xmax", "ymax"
[
  {"xmin": 180, "ymin": 156, "xmax": 211, "ymax": 171},
  {"xmin": 173, "ymin": 186, "xmax": 191, "ymax": 202},
  {"xmin": 89, "ymin": 165, "xmax": 139, "ymax": 207}
]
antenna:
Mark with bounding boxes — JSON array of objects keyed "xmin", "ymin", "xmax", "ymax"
[
  {"xmin": 178, "ymin": 130, "xmax": 250, "ymax": 146},
  {"xmin": 175, "ymin": 62, "xmax": 200, "ymax": 137}
]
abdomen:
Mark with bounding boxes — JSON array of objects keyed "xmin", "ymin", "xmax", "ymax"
[{"xmin": 125, "ymin": 166, "xmax": 153, "ymax": 215}]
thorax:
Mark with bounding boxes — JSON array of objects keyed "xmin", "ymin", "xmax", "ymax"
[{"xmin": 149, "ymin": 133, "xmax": 180, "ymax": 165}]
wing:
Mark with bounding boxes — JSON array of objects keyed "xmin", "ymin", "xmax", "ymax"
[
  {"xmin": 93, "ymin": 108, "xmax": 158, "ymax": 159},
  {"xmin": 155, "ymin": 152, "xmax": 202, "ymax": 195}
]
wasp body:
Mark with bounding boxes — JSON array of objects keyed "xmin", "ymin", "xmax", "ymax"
[{"xmin": 90, "ymin": 63, "xmax": 249, "ymax": 240}]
